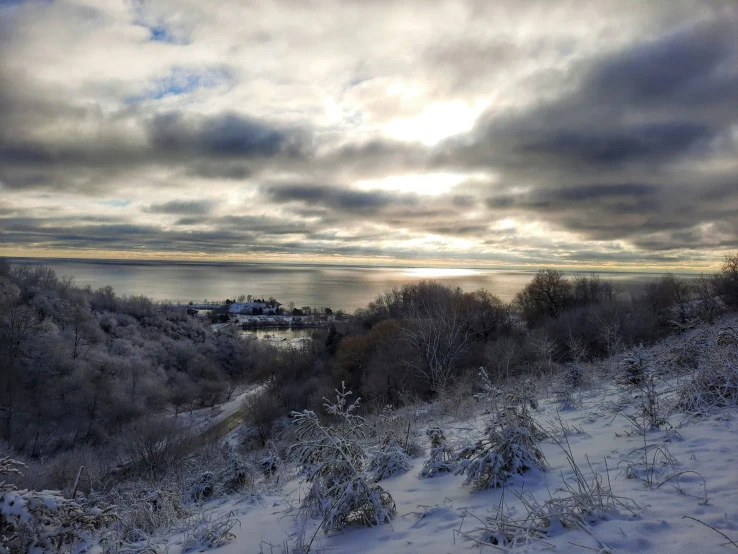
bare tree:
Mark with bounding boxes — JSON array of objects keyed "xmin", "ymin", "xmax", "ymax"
[
  {"xmin": 469, "ymin": 289, "xmax": 508, "ymax": 342},
  {"xmin": 516, "ymin": 269, "xmax": 573, "ymax": 326},
  {"xmin": 486, "ymin": 336, "xmax": 518, "ymax": 381},
  {"xmin": 717, "ymin": 252, "xmax": 738, "ymax": 307},
  {"xmin": 394, "ymin": 283, "xmax": 474, "ymax": 394},
  {"xmin": 532, "ymin": 333, "xmax": 556, "ymax": 379},
  {"xmin": 597, "ymin": 314, "xmax": 623, "ymax": 373}
]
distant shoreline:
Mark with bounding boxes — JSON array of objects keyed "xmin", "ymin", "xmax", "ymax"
[{"xmin": 4, "ymin": 255, "xmax": 707, "ymax": 275}]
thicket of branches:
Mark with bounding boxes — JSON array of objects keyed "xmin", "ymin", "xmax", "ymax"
[
  {"xmin": 0, "ymin": 260, "xmax": 265, "ymax": 456},
  {"xmin": 325, "ymin": 258, "xmax": 736, "ymax": 410}
]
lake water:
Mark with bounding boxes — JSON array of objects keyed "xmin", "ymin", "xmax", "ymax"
[
  {"xmin": 8, "ymin": 257, "xmax": 696, "ymax": 312},
  {"xmin": 243, "ymin": 327, "xmax": 319, "ymax": 341}
]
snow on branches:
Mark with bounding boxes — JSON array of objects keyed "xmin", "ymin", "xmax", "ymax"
[
  {"xmin": 456, "ymin": 405, "xmax": 547, "ymax": 491},
  {"xmin": 419, "ymin": 426, "xmax": 456, "ymax": 478},
  {"xmin": 289, "ymin": 384, "xmax": 395, "ymax": 533},
  {"xmin": 0, "ymin": 457, "xmax": 116, "ymax": 553}
]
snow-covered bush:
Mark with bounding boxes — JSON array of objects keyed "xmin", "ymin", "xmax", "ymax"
[
  {"xmin": 119, "ymin": 417, "xmax": 194, "ymax": 477},
  {"xmin": 289, "ymin": 385, "xmax": 395, "ymax": 532},
  {"xmin": 633, "ymin": 372, "xmax": 670, "ymax": 431},
  {"xmin": 182, "ymin": 511, "xmax": 240, "ymax": 552},
  {"xmin": 220, "ymin": 453, "xmax": 253, "ymax": 493},
  {"xmin": 678, "ymin": 345, "xmax": 738, "ymax": 414},
  {"xmin": 618, "ymin": 440, "xmax": 678, "ymax": 487},
  {"xmin": 456, "ymin": 497, "xmax": 549, "ymax": 550},
  {"xmin": 259, "ymin": 453, "xmax": 279, "ymax": 478},
  {"xmin": 368, "ymin": 444, "xmax": 412, "ymax": 482},
  {"xmin": 103, "ymin": 483, "xmax": 189, "ymax": 543},
  {"xmin": 553, "ymin": 364, "xmax": 584, "ymax": 410},
  {"xmin": 655, "ymin": 332, "xmax": 709, "ymax": 373},
  {"xmin": 419, "ymin": 427, "xmax": 456, "ymax": 478},
  {"xmin": 617, "ymin": 347, "xmax": 671, "ymax": 430},
  {"xmin": 618, "ymin": 346, "xmax": 649, "ymax": 386},
  {"xmin": 460, "ymin": 429, "xmax": 638, "ymax": 552},
  {"xmin": 373, "ymin": 406, "xmax": 424, "ymax": 458},
  {"xmin": 187, "ymin": 471, "xmax": 217, "ymax": 503},
  {"xmin": 196, "ymin": 445, "xmax": 254, "ymax": 497},
  {"xmin": 717, "ymin": 326, "xmax": 738, "ymax": 348},
  {"xmin": 0, "ymin": 457, "xmax": 117, "ymax": 553},
  {"xmin": 456, "ymin": 408, "xmax": 547, "ymax": 490},
  {"xmin": 504, "ymin": 379, "xmax": 539, "ymax": 413},
  {"xmin": 473, "ymin": 367, "xmax": 502, "ymax": 407}
]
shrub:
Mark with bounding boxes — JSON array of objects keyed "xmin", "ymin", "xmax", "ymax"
[
  {"xmin": 678, "ymin": 346, "xmax": 738, "ymax": 414},
  {"xmin": 617, "ymin": 346, "xmax": 649, "ymax": 386},
  {"xmin": 182, "ymin": 512, "xmax": 239, "ymax": 552},
  {"xmin": 520, "ymin": 432, "xmax": 638, "ymax": 536},
  {"xmin": 374, "ymin": 406, "xmax": 424, "ymax": 458},
  {"xmin": 456, "ymin": 407, "xmax": 546, "ymax": 490},
  {"xmin": 259, "ymin": 454, "xmax": 279, "ymax": 478},
  {"xmin": 629, "ymin": 371, "xmax": 670, "ymax": 431},
  {"xmin": 717, "ymin": 327, "xmax": 738, "ymax": 348},
  {"xmin": 118, "ymin": 417, "xmax": 194, "ymax": 477},
  {"xmin": 103, "ymin": 483, "xmax": 189, "ymax": 542},
  {"xmin": 716, "ymin": 252, "xmax": 738, "ymax": 308},
  {"xmin": 0, "ymin": 457, "xmax": 116, "ymax": 553},
  {"xmin": 187, "ymin": 471, "xmax": 217, "ymax": 502},
  {"xmin": 419, "ymin": 427, "xmax": 456, "ymax": 478},
  {"xmin": 368, "ymin": 444, "xmax": 412, "ymax": 482},
  {"xmin": 245, "ymin": 393, "xmax": 283, "ymax": 447},
  {"xmin": 553, "ymin": 364, "xmax": 584, "ymax": 410},
  {"xmin": 289, "ymin": 386, "xmax": 395, "ymax": 532}
]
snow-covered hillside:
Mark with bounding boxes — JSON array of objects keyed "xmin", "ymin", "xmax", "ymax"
[{"xmin": 121, "ymin": 318, "xmax": 738, "ymax": 554}]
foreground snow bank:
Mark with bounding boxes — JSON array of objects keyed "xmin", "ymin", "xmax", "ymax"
[{"xmin": 106, "ymin": 318, "xmax": 738, "ymax": 554}]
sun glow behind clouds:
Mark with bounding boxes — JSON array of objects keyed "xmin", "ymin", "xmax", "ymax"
[
  {"xmin": 383, "ymin": 101, "xmax": 485, "ymax": 145},
  {"xmin": 355, "ymin": 173, "xmax": 466, "ymax": 195}
]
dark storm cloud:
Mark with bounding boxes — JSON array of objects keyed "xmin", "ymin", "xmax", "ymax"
[
  {"xmin": 428, "ymin": 224, "xmax": 489, "ymax": 236},
  {"xmin": 487, "ymin": 183, "xmax": 660, "ymax": 211},
  {"xmin": 185, "ymin": 162, "xmax": 252, "ymax": 180},
  {"xmin": 451, "ymin": 195, "xmax": 476, "ymax": 208},
  {"xmin": 585, "ymin": 21, "xmax": 735, "ymax": 108},
  {"xmin": 444, "ymin": 19, "xmax": 738, "ymax": 171},
  {"xmin": 520, "ymin": 121, "xmax": 710, "ymax": 167},
  {"xmin": 0, "ymin": 216, "xmax": 311, "ymax": 253},
  {"xmin": 148, "ymin": 111, "xmax": 310, "ymax": 159},
  {"xmin": 266, "ymin": 184, "xmax": 418, "ymax": 215},
  {"xmin": 0, "ymin": 57, "xmax": 310, "ymax": 191},
  {"xmin": 433, "ymin": 16, "xmax": 738, "ymax": 253},
  {"xmin": 144, "ymin": 199, "xmax": 214, "ymax": 215}
]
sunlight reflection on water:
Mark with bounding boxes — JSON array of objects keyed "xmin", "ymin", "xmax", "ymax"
[{"xmin": 10, "ymin": 258, "xmax": 695, "ymax": 312}]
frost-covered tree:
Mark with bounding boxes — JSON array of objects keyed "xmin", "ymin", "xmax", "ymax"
[
  {"xmin": 419, "ymin": 426, "xmax": 456, "ymax": 478},
  {"xmin": 456, "ymin": 401, "xmax": 547, "ymax": 490},
  {"xmin": 289, "ymin": 385, "xmax": 395, "ymax": 532}
]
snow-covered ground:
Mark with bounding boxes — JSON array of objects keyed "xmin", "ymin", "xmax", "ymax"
[
  {"xmin": 173, "ymin": 386, "xmax": 262, "ymax": 432},
  {"xmin": 129, "ymin": 320, "xmax": 738, "ymax": 554}
]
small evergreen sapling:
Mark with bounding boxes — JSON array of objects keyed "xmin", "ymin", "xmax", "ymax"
[
  {"xmin": 456, "ymin": 401, "xmax": 547, "ymax": 490},
  {"xmin": 419, "ymin": 426, "xmax": 456, "ymax": 478},
  {"xmin": 368, "ymin": 445, "xmax": 412, "ymax": 482},
  {"xmin": 289, "ymin": 384, "xmax": 395, "ymax": 533}
]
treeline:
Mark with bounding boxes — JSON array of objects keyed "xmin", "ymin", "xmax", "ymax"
[
  {"xmin": 4, "ymin": 255, "xmax": 738, "ymax": 458},
  {"xmin": 0, "ymin": 259, "xmax": 271, "ymax": 456},
  {"xmin": 258, "ymin": 255, "xmax": 738, "ymax": 432}
]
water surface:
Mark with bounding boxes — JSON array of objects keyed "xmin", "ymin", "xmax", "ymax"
[{"xmin": 9, "ymin": 258, "xmax": 696, "ymax": 312}]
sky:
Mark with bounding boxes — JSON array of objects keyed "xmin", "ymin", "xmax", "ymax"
[{"xmin": 1, "ymin": 0, "xmax": 737, "ymax": 270}]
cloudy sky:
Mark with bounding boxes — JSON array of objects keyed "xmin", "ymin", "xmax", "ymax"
[{"xmin": 1, "ymin": 0, "xmax": 737, "ymax": 269}]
